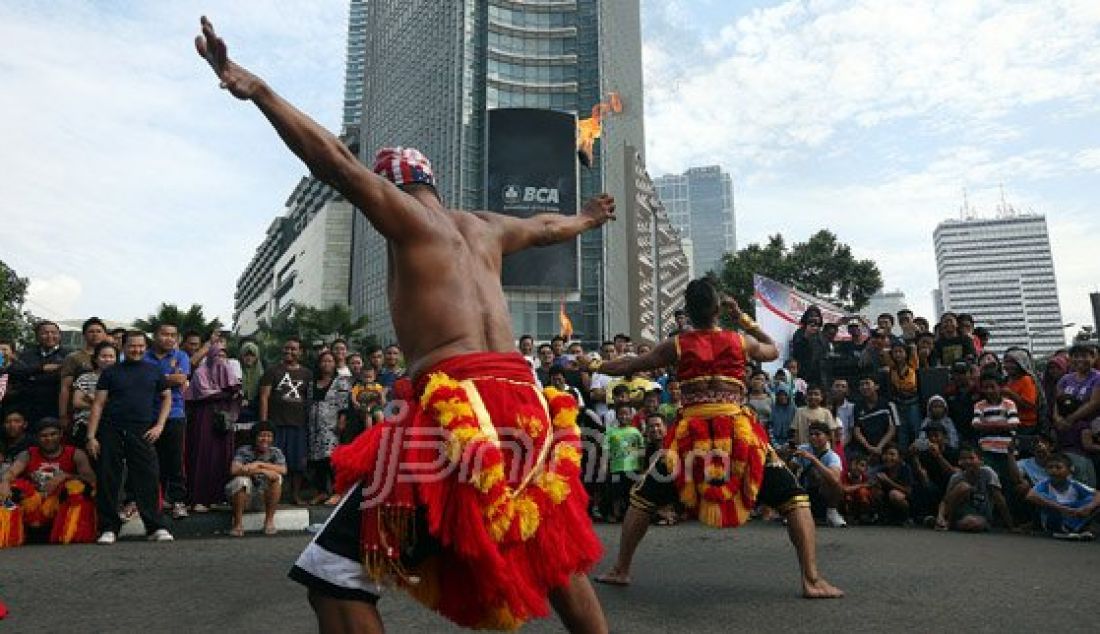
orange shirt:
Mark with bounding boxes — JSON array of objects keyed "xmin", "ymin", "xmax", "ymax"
[
  {"xmin": 1005, "ymin": 374, "xmax": 1038, "ymax": 428},
  {"xmin": 888, "ymin": 354, "xmax": 918, "ymax": 397}
]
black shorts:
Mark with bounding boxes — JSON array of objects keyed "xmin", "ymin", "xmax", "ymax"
[
  {"xmin": 630, "ymin": 450, "xmax": 808, "ymax": 516},
  {"xmin": 288, "ymin": 484, "xmax": 379, "ymax": 603}
]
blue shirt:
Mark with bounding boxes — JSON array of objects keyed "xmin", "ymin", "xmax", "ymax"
[
  {"xmin": 1033, "ymin": 477, "xmax": 1095, "ymax": 509},
  {"xmin": 378, "ymin": 368, "xmax": 403, "ymax": 390},
  {"xmin": 144, "ymin": 348, "xmax": 191, "ymax": 419}
]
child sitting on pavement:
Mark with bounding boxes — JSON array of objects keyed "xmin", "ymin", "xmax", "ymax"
[{"xmin": 1025, "ymin": 452, "xmax": 1099, "ymax": 540}]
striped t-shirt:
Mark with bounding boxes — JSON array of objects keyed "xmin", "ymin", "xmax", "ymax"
[{"xmin": 972, "ymin": 397, "xmax": 1019, "ymax": 454}]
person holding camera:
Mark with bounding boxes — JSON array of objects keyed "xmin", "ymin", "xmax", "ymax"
[
  {"xmin": 909, "ymin": 422, "xmax": 959, "ymax": 524},
  {"xmin": 791, "ymin": 421, "xmax": 846, "ymax": 527}
]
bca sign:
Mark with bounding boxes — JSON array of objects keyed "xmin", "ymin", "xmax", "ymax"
[{"xmin": 504, "ymin": 186, "xmax": 559, "ymax": 205}]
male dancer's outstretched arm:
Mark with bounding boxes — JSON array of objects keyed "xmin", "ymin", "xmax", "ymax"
[
  {"xmin": 475, "ymin": 194, "xmax": 617, "ymax": 254},
  {"xmin": 195, "ymin": 17, "xmax": 429, "ymax": 243}
]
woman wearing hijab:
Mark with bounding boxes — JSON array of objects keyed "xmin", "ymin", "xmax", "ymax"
[
  {"xmin": 1042, "ymin": 351, "xmax": 1069, "ymax": 424},
  {"xmin": 770, "ymin": 383, "xmax": 798, "ymax": 448},
  {"xmin": 238, "ymin": 341, "xmax": 264, "ymax": 423},
  {"xmin": 185, "ymin": 336, "xmax": 241, "ymax": 512}
]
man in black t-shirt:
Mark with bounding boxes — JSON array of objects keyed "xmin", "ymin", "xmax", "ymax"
[
  {"xmin": 944, "ymin": 362, "xmax": 978, "ymax": 445},
  {"xmin": 259, "ymin": 336, "xmax": 313, "ymax": 504},
  {"xmin": 10, "ymin": 321, "xmax": 70, "ymax": 424},
  {"xmin": 932, "ymin": 312, "xmax": 976, "ymax": 367},
  {"xmin": 851, "ymin": 375, "xmax": 898, "ymax": 463},
  {"xmin": 85, "ymin": 331, "xmax": 173, "ymax": 544}
]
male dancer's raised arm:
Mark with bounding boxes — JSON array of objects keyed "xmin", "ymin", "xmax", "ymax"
[
  {"xmin": 475, "ymin": 194, "xmax": 617, "ymax": 254},
  {"xmin": 194, "ymin": 17, "xmax": 428, "ymax": 243}
]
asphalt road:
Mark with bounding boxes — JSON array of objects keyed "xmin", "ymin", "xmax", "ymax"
[{"xmin": 2, "ymin": 522, "xmax": 1097, "ymax": 633}]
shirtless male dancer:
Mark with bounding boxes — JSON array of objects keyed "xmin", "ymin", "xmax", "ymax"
[
  {"xmin": 196, "ymin": 16, "xmax": 610, "ymax": 634},
  {"xmin": 591, "ymin": 278, "xmax": 844, "ymax": 599}
]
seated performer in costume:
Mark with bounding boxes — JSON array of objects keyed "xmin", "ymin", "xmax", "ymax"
[
  {"xmin": 592, "ymin": 278, "xmax": 844, "ymax": 599},
  {"xmin": 196, "ymin": 17, "xmax": 612, "ymax": 633},
  {"xmin": 0, "ymin": 417, "xmax": 97, "ymax": 544}
]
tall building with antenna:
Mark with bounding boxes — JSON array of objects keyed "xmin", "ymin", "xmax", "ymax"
[{"xmin": 933, "ymin": 207, "xmax": 1066, "ymax": 356}]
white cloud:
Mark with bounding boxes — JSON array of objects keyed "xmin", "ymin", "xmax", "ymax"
[
  {"xmin": 1074, "ymin": 148, "xmax": 1100, "ymax": 172},
  {"xmin": 644, "ymin": 0, "xmax": 1100, "ymax": 173},
  {"xmin": 641, "ymin": 0, "xmax": 1100, "ymax": 343},
  {"xmin": 0, "ymin": 1, "xmax": 347, "ymax": 325},
  {"xmin": 26, "ymin": 275, "xmax": 83, "ymax": 320}
]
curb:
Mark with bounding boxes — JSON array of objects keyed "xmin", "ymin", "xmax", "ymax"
[{"xmin": 117, "ymin": 506, "xmax": 335, "ymax": 539}]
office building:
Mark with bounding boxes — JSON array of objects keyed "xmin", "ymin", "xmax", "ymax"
[
  {"xmin": 653, "ymin": 165, "xmax": 736, "ymax": 275},
  {"xmin": 864, "ymin": 290, "xmax": 908, "ymax": 323},
  {"xmin": 349, "ymin": 0, "xmax": 645, "ymax": 345},
  {"xmin": 934, "ymin": 213, "xmax": 1065, "ymax": 356},
  {"xmin": 234, "ymin": 177, "xmax": 354, "ymax": 334}
]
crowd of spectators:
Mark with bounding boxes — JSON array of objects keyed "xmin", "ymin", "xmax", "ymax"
[
  {"xmin": 0, "ymin": 319, "xmax": 399, "ymax": 545},
  {"xmin": 515, "ymin": 308, "xmax": 1099, "ymax": 541},
  {"xmin": 750, "ymin": 308, "xmax": 1099, "ymax": 538},
  {"xmin": 1, "ymin": 305, "xmax": 1098, "ymax": 547}
]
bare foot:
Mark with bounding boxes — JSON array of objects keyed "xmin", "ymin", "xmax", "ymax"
[
  {"xmin": 229, "ymin": 526, "xmax": 244, "ymax": 537},
  {"xmin": 594, "ymin": 570, "xmax": 631, "ymax": 586},
  {"xmin": 324, "ymin": 494, "xmax": 340, "ymax": 506},
  {"xmin": 802, "ymin": 576, "xmax": 844, "ymax": 599},
  {"xmin": 263, "ymin": 523, "xmax": 277, "ymax": 536}
]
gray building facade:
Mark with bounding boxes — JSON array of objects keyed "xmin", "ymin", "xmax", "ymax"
[
  {"xmin": 653, "ymin": 165, "xmax": 736, "ymax": 276},
  {"xmin": 349, "ymin": 0, "xmax": 645, "ymax": 346}
]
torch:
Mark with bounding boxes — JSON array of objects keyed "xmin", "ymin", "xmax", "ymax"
[{"xmin": 577, "ymin": 92, "xmax": 622, "ymax": 168}]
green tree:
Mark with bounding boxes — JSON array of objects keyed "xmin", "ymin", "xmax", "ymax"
[
  {"xmin": 251, "ymin": 302, "xmax": 374, "ymax": 364},
  {"xmin": 718, "ymin": 230, "xmax": 882, "ymax": 316},
  {"xmin": 132, "ymin": 303, "xmax": 223, "ymax": 336},
  {"xmin": 0, "ymin": 259, "xmax": 32, "ymax": 344}
]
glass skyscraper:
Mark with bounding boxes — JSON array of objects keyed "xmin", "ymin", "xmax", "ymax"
[
  {"xmin": 234, "ymin": 0, "xmax": 366, "ymax": 332},
  {"xmin": 349, "ymin": 0, "xmax": 645, "ymax": 346},
  {"xmin": 653, "ymin": 166, "xmax": 737, "ymax": 276},
  {"xmin": 342, "ymin": 0, "xmax": 367, "ymax": 130}
]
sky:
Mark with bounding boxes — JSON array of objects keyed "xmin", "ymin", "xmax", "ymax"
[{"xmin": 1, "ymin": 0, "xmax": 1097, "ymax": 338}]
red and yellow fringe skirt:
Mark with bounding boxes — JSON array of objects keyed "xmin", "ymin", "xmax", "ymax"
[
  {"xmin": 665, "ymin": 402, "xmax": 770, "ymax": 528},
  {"xmin": 331, "ymin": 352, "xmax": 601, "ymax": 630}
]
